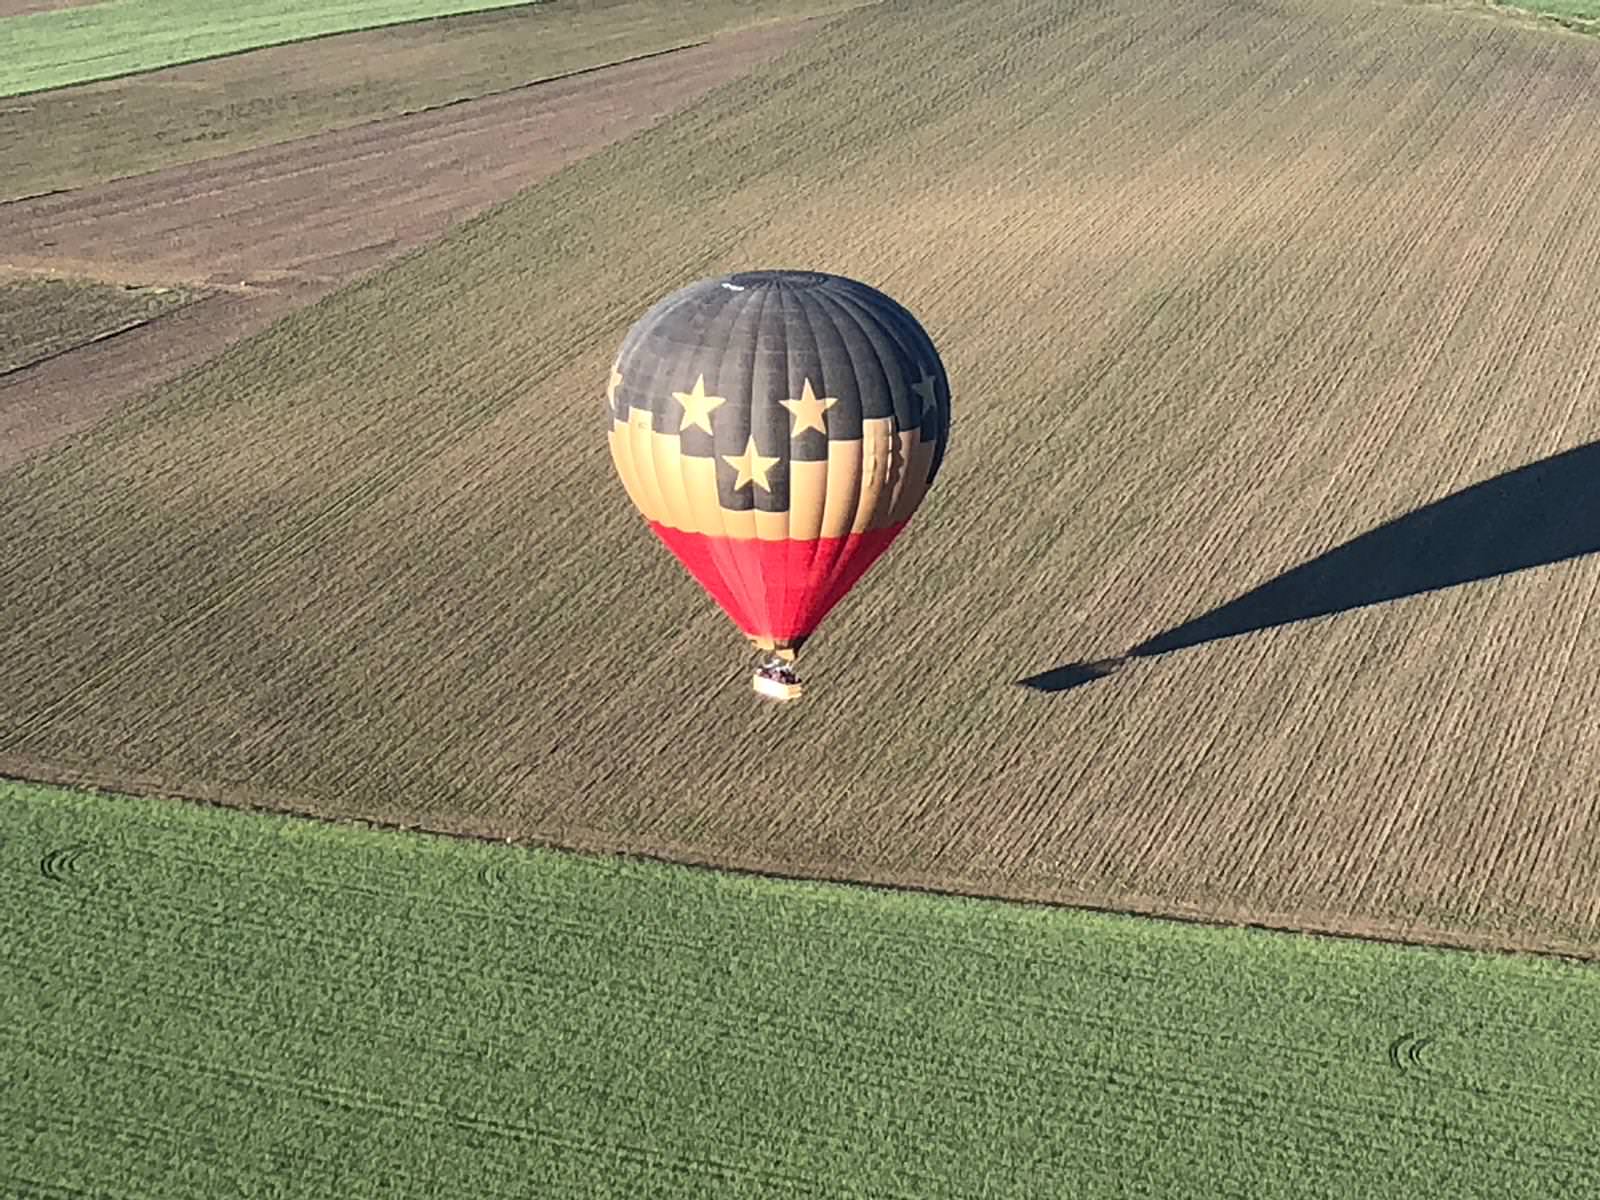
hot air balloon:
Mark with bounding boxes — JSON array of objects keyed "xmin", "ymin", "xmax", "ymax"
[{"xmin": 605, "ymin": 269, "xmax": 950, "ymax": 701}]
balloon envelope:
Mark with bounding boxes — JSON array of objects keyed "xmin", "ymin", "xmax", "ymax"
[{"xmin": 606, "ymin": 269, "xmax": 949, "ymax": 655}]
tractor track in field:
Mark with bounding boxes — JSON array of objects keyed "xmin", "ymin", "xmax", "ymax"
[{"xmin": 38, "ymin": 842, "xmax": 96, "ymax": 883}]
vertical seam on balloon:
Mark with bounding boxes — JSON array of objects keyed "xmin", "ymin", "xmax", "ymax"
[
  {"xmin": 814, "ymin": 286, "xmax": 901, "ymax": 527},
  {"xmin": 808, "ymin": 287, "xmax": 901, "ymax": 618},
  {"xmin": 807, "ymin": 288, "xmax": 875, "ymax": 615},
  {"xmin": 657, "ymin": 285, "xmax": 750, "ymax": 636},
  {"xmin": 710, "ymin": 285, "xmax": 769, "ymax": 643},
  {"xmin": 712, "ymin": 284, "xmax": 764, "ymax": 638},
  {"xmin": 745, "ymin": 283, "xmax": 780, "ymax": 640},
  {"xmin": 791, "ymin": 283, "xmax": 839, "ymax": 641},
  {"xmin": 698, "ymin": 287, "xmax": 745, "ymax": 633},
  {"xmin": 837, "ymin": 287, "xmax": 948, "ymax": 495}
]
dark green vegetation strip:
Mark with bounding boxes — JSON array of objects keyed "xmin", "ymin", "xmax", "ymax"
[
  {"xmin": 3, "ymin": 780, "xmax": 1597, "ymax": 1197},
  {"xmin": 0, "ymin": 278, "xmax": 197, "ymax": 373},
  {"xmin": 1492, "ymin": 0, "xmax": 1600, "ymax": 25},
  {"xmin": 1418, "ymin": 0, "xmax": 1600, "ymax": 34},
  {"xmin": 0, "ymin": 0, "xmax": 859, "ymax": 199},
  {"xmin": 6, "ymin": 0, "xmax": 1600, "ymax": 957},
  {"xmin": 0, "ymin": 0, "xmax": 552, "ymax": 97}
]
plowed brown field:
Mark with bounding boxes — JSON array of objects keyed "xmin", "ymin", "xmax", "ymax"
[
  {"xmin": 0, "ymin": 0, "xmax": 861, "ymax": 200},
  {"xmin": 0, "ymin": 19, "xmax": 826, "ymax": 469},
  {"xmin": 6, "ymin": 0, "xmax": 1600, "ymax": 957}
]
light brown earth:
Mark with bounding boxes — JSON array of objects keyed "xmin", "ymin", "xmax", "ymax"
[
  {"xmin": 0, "ymin": 18, "xmax": 826, "ymax": 471},
  {"xmin": 7, "ymin": 0, "xmax": 1600, "ymax": 961}
]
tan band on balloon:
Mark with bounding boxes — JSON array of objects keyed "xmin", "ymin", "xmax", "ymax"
[
  {"xmin": 682, "ymin": 454, "xmax": 721, "ymax": 536},
  {"xmin": 888, "ymin": 431, "xmax": 936, "ymax": 526},
  {"xmin": 627, "ymin": 410, "xmax": 668, "ymax": 523},
  {"xmin": 788, "ymin": 459, "xmax": 828, "ymax": 541},
  {"xmin": 608, "ymin": 418, "xmax": 656, "ymax": 522},
  {"xmin": 649, "ymin": 424, "xmax": 692, "ymax": 531},
  {"xmin": 611, "ymin": 415, "xmax": 940, "ymax": 540}
]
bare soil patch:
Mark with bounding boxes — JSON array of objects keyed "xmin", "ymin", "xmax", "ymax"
[
  {"xmin": 0, "ymin": 19, "xmax": 823, "ymax": 471},
  {"xmin": 6, "ymin": 0, "xmax": 1600, "ymax": 959},
  {"xmin": 0, "ymin": 276, "xmax": 197, "ymax": 373},
  {"xmin": 0, "ymin": 287, "xmax": 306, "ymax": 469}
]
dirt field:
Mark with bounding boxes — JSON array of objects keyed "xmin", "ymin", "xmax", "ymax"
[
  {"xmin": 0, "ymin": 20, "xmax": 826, "ymax": 470},
  {"xmin": 0, "ymin": 276, "xmax": 197, "ymax": 373},
  {"xmin": 0, "ymin": 0, "xmax": 861, "ymax": 200},
  {"xmin": 6, "ymin": 0, "xmax": 1600, "ymax": 958}
]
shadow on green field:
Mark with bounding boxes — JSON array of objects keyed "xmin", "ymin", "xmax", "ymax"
[{"xmin": 1020, "ymin": 439, "xmax": 1600, "ymax": 692}]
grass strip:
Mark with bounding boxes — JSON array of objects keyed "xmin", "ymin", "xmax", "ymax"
[{"xmin": 3, "ymin": 778, "xmax": 1596, "ymax": 1197}]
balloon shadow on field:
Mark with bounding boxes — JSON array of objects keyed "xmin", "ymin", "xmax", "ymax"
[{"xmin": 1018, "ymin": 440, "xmax": 1600, "ymax": 693}]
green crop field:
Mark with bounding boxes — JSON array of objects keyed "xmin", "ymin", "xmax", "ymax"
[
  {"xmin": 1426, "ymin": 0, "xmax": 1600, "ymax": 33},
  {"xmin": 0, "ymin": 0, "xmax": 556, "ymax": 97},
  {"xmin": 1487, "ymin": 0, "xmax": 1600, "ymax": 24},
  {"xmin": 0, "ymin": 278, "xmax": 197, "ymax": 373},
  {"xmin": 4, "ymin": 779, "xmax": 1597, "ymax": 1197}
]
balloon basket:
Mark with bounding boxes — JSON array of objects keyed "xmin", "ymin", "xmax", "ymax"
[
  {"xmin": 752, "ymin": 651, "xmax": 803, "ymax": 701},
  {"xmin": 752, "ymin": 672, "xmax": 804, "ymax": 702}
]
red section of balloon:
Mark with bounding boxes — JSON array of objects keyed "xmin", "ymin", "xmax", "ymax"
[{"xmin": 648, "ymin": 523, "xmax": 909, "ymax": 645}]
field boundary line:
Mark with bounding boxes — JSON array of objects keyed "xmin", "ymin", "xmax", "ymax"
[
  {"xmin": 0, "ymin": 260, "xmax": 254, "ymax": 290},
  {"xmin": 0, "ymin": 40, "xmax": 709, "ymax": 204},
  {"xmin": 0, "ymin": 11, "xmax": 854, "ymax": 205},
  {"xmin": 0, "ymin": 291, "xmax": 211, "ymax": 381},
  {"xmin": 0, "ymin": 315, "xmax": 169, "ymax": 379},
  {"xmin": 1, "ymin": 1, "xmax": 555, "ymax": 101},
  {"xmin": 3, "ymin": 762, "xmax": 1596, "ymax": 968},
  {"xmin": 1415, "ymin": 0, "xmax": 1600, "ymax": 36}
]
